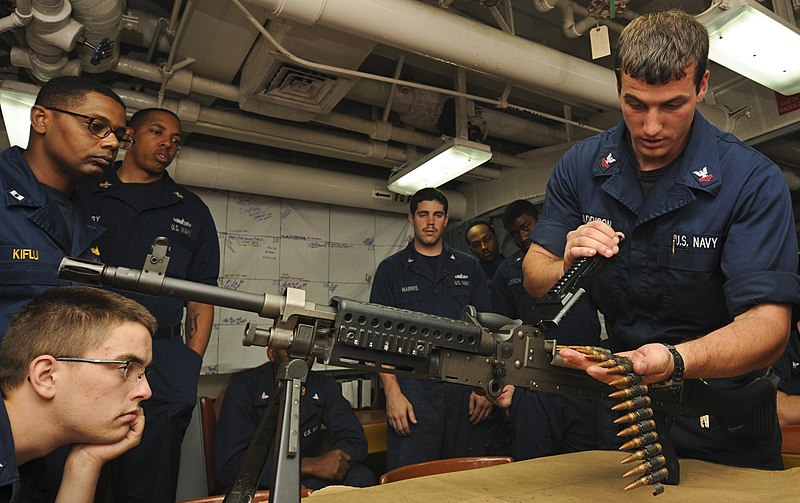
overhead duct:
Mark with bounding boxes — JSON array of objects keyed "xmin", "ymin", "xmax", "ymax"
[
  {"xmin": 244, "ymin": 0, "xmax": 621, "ymax": 110},
  {"xmin": 239, "ymin": 18, "xmax": 376, "ymax": 121},
  {"xmin": 168, "ymin": 146, "xmax": 467, "ymax": 219}
]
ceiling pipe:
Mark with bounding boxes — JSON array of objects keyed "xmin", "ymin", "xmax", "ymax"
[
  {"xmin": 167, "ymin": 146, "xmax": 468, "ymax": 219},
  {"xmin": 0, "ymin": 0, "xmax": 33, "ymax": 33},
  {"xmin": 243, "ymin": 0, "xmax": 621, "ymax": 110},
  {"xmin": 347, "ymin": 79, "xmax": 575, "ymax": 147},
  {"xmin": 115, "ymin": 88, "xmax": 505, "ymax": 178},
  {"xmin": 533, "ymin": 0, "xmax": 629, "ymax": 38},
  {"xmin": 70, "ymin": 0, "xmax": 123, "ymax": 73}
]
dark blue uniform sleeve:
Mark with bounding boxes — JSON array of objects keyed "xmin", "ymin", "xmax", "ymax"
[
  {"xmin": 213, "ymin": 375, "xmax": 266, "ymax": 492},
  {"xmin": 491, "ymin": 264, "xmax": 516, "ymax": 318},
  {"xmin": 470, "ymin": 260, "xmax": 492, "ymax": 313},
  {"xmin": 319, "ymin": 379, "xmax": 369, "ymax": 462},
  {"xmin": 369, "ymin": 259, "xmax": 396, "ymax": 306},
  {"xmin": 187, "ymin": 202, "xmax": 220, "ymax": 285}
]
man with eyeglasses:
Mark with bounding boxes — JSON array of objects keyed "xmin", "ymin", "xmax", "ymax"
[
  {"xmin": 78, "ymin": 108, "xmax": 220, "ymax": 503},
  {"xmin": 491, "ymin": 199, "xmax": 603, "ymax": 461},
  {"xmin": 0, "ymin": 286, "xmax": 155, "ymax": 502},
  {"xmin": 0, "ymin": 76, "xmax": 129, "ymax": 343}
]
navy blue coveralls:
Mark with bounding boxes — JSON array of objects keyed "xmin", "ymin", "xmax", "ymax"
[
  {"xmin": 77, "ymin": 164, "xmax": 220, "ymax": 502},
  {"xmin": 532, "ymin": 111, "xmax": 800, "ymax": 469},
  {"xmin": 370, "ymin": 241, "xmax": 492, "ymax": 469},
  {"xmin": 492, "ymin": 247, "xmax": 604, "ymax": 460},
  {"xmin": 0, "ymin": 147, "xmax": 104, "ymax": 341},
  {"xmin": 213, "ymin": 363, "xmax": 375, "ymax": 492}
]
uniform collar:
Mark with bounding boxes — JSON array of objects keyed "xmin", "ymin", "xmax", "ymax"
[
  {"xmin": 595, "ymin": 111, "xmax": 722, "ymax": 195},
  {"xmin": 595, "ymin": 111, "xmax": 722, "ymax": 225},
  {"xmin": 88, "ymin": 162, "xmax": 187, "ymax": 206},
  {"xmin": 0, "ymin": 398, "xmax": 20, "ymax": 492},
  {"xmin": 0, "ymin": 147, "xmax": 46, "ymax": 209}
]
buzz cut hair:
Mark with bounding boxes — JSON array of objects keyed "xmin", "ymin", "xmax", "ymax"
[{"xmin": 34, "ymin": 75, "xmax": 125, "ymax": 110}]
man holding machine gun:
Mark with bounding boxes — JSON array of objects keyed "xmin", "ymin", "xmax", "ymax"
[{"xmin": 524, "ymin": 10, "xmax": 800, "ymax": 469}]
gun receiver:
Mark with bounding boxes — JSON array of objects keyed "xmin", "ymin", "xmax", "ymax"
[{"xmin": 58, "ymin": 240, "xmax": 778, "ymax": 497}]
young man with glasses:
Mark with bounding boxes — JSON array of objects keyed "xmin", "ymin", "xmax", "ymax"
[
  {"xmin": 0, "ymin": 75, "xmax": 129, "ymax": 342},
  {"xmin": 78, "ymin": 108, "xmax": 220, "ymax": 502},
  {"xmin": 0, "ymin": 286, "xmax": 155, "ymax": 502}
]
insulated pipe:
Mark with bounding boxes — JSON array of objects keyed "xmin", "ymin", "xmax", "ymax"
[
  {"xmin": 0, "ymin": 0, "xmax": 33, "ymax": 33},
  {"xmin": 116, "ymin": 88, "xmax": 505, "ymax": 177},
  {"xmin": 244, "ymin": 0, "xmax": 620, "ymax": 110},
  {"xmin": 25, "ymin": 0, "xmax": 84, "ymax": 81},
  {"xmin": 168, "ymin": 146, "xmax": 468, "ymax": 219},
  {"xmin": 347, "ymin": 79, "xmax": 572, "ymax": 147},
  {"xmin": 70, "ymin": 0, "xmax": 123, "ymax": 73},
  {"xmin": 112, "ymin": 59, "xmax": 518, "ymax": 170}
]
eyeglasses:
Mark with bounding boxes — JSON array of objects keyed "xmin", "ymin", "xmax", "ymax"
[
  {"xmin": 43, "ymin": 107, "xmax": 135, "ymax": 149},
  {"xmin": 509, "ymin": 222, "xmax": 533, "ymax": 241},
  {"xmin": 55, "ymin": 357, "xmax": 150, "ymax": 383}
]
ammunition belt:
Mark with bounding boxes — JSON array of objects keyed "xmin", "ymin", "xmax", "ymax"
[{"xmin": 560, "ymin": 345, "xmax": 667, "ymax": 496}]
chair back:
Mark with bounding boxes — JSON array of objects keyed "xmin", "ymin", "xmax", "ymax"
[
  {"xmin": 782, "ymin": 424, "xmax": 800, "ymax": 468},
  {"xmin": 199, "ymin": 396, "xmax": 218, "ymax": 494},
  {"xmin": 379, "ymin": 456, "xmax": 513, "ymax": 484}
]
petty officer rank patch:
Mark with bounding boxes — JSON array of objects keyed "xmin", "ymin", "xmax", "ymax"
[{"xmin": 691, "ymin": 166, "xmax": 718, "ymax": 188}]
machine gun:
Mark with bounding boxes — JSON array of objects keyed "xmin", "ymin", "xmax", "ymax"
[{"xmin": 57, "ymin": 237, "xmax": 779, "ymax": 500}]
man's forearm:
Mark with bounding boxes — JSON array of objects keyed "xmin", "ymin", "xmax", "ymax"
[
  {"xmin": 778, "ymin": 392, "xmax": 800, "ymax": 427},
  {"xmin": 522, "ymin": 243, "xmax": 565, "ymax": 298},
  {"xmin": 678, "ymin": 303, "xmax": 790, "ymax": 380},
  {"xmin": 185, "ymin": 301, "xmax": 214, "ymax": 356}
]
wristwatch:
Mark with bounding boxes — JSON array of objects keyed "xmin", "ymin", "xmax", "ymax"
[{"xmin": 661, "ymin": 343, "xmax": 684, "ymax": 386}]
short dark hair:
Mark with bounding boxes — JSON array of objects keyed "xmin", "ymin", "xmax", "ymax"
[
  {"xmin": 34, "ymin": 76, "xmax": 125, "ymax": 110},
  {"xmin": 129, "ymin": 108, "xmax": 181, "ymax": 130},
  {"xmin": 502, "ymin": 200, "xmax": 539, "ymax": 230},
  {"xmin": 464, "ymin": 219, "xmax": 496, "ymax": 243},
  {"xmin": 614, "ymin": 10, "xmax": 709, "ymax": 93},
  {"xmin": 0, "ymin": 286, "xmax": 156, "ymax": 394},
  {"xmin": 410, "ymin": 188, "xmax": 448, "ymax": 215}
]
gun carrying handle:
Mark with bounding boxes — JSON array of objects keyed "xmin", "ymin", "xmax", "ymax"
[{"xmin": 654, "ymin": 411, "xmax": 681, "ymax": 485}]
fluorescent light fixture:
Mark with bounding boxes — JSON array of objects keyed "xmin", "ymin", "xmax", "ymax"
[
  {"xmin": 697, "ymin": 0, "xmax": 800, "ymax": 95},
  {"xmin": 387, "ymin": 137, "xmax": 492, "ymax": 195},
  {"xmin": 0, "ymin": 88, "xmax": 35, "ymax": 149}
]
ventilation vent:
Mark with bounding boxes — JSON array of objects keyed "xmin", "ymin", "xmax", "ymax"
[{"xmin": 251, "ymin": 63, "xmax": 345, "ymax": 113}]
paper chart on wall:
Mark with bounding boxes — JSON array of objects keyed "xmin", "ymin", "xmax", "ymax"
[
  {"xmin": 223, "ymin": 234, "xmax": 280, "ymax": 280},
  {"xmin": 226, "ymin": 193, "xmax": 281, "ymax": 236}
]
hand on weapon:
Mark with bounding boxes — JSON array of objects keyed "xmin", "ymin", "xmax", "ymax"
[{"xmin": 563, "ymin": 221, "xmax": 624, "ymax": 270}]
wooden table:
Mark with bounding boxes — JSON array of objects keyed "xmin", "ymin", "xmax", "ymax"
[{"xmin": 306, "ymin": 450, "xmax": 800, "ymax": 502}]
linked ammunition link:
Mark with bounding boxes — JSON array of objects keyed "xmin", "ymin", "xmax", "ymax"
[{"xmin": 560, "ymin": 345, "xmax": 668, "ymax": 496}]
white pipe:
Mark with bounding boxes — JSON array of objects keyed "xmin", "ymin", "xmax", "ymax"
[
  {"xmin": 347, "ymin": 79, "xmax": 572, "ymax": 147},
  {"xmin": 0, "ymin": 0, "xmax": 33, "ymax": 33},
  {"xmin": 70, "ymin": 0, "xmax": 123, "ymax": 73},
  {"xmin": 244, "ymin": 0, "xmax": 620, "ymax": 110},
  {"xmin": 168, "ymin": 146, "xmax": 467, "ymax": 219}
]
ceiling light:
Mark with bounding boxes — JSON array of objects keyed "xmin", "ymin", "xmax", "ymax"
[
  {"xmin": 387, "ymin": 137, "xmax": 492, "ymax": 196},
  {"xmin": 697, "ymin": 0, "xmax": 800, "ymax": 95}
]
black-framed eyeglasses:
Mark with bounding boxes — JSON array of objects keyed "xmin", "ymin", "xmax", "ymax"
[
  {"xmin": 43, "ymin": 107, "xmax": 135, "ymax": 149},
  {"xmin": 55, "ymin": 357, "xmax": 150, "ymax": 383}
]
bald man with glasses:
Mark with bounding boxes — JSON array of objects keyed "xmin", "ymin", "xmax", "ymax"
[
  {"xmin": 0, "ymin": 75, "xmax": 129, "ymax": 342},
  {"xmin": 0, "ymin": 286, "xmax": 155, "ymax": 503}
]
